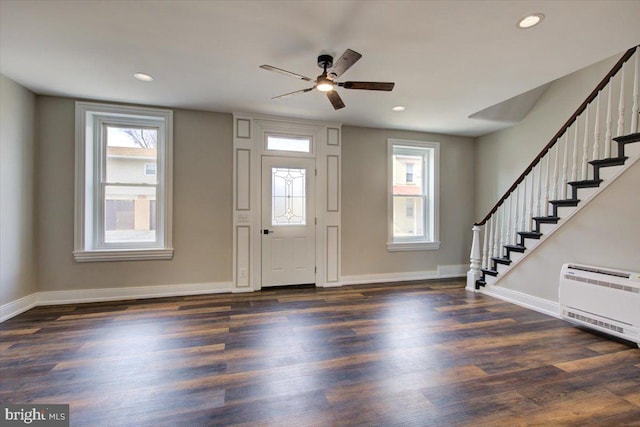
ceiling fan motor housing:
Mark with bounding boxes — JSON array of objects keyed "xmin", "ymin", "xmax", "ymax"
[{"xmin": 317, "ymin": 54, "xmax": 334, "ymax": 70}]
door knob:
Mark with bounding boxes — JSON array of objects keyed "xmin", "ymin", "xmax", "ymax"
[{"xmin": 262, "ymin": 229, "xmax": 274, "ymax": 235}]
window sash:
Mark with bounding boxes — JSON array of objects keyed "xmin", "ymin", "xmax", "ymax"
[{"xmin": 95, "ymin": 119, "xmax": 164, "ymax": 249}]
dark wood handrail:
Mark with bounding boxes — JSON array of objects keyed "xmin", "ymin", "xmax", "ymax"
[{"xmin": 475, "ymin": 45, "xmax": 638, "ymax": 226}]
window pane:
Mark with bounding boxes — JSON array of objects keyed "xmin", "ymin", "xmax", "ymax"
[
  {"xmin": 393, "ymin": 196, "xmax": 424, "ymax": 238},
  {"xmin": 106, "ymin": 126, "xmax": 158, "ymax": 184},
  {"xmin": 267, "ymin": 135, "xmax": 310, "ymax": 153},
  {"xmin": 104, "ymin": 185, "xmax": 157, "ymax": 243},
  {"xmin": 271, "ymin": 167, "xmax": 306, "ymax": 225}
]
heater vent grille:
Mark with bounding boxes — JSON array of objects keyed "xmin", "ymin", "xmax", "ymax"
[
  {"xmin": 564, "ymin": 273, "xmax": 639, "ymax": 294},
  {"xmin": 564, "ymin": 310, "xmax": 625, "ymax": 334}
]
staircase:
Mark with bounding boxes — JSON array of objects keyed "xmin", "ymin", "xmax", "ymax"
[
  {"xmin": 476, "ymin": 133, "xmax": 640, "ymax": 289},
  {"xmin": 467, "ymin": 45, "xmax": 640, "ymax": 291}
]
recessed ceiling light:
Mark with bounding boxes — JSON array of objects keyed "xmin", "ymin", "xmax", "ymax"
[
  {"xmin": 392, "ymin": 106, "xmax": 406, "ymax": 112},
  {"xmin": 133, "ymin": 72, "xmax": 154, "ymax": 82},
  {"xmin": 518, "ymin": 13, "xmax": 544, "ymax": 29}
]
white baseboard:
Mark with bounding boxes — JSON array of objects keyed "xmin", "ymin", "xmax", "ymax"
[
  {"xmin": 340, "ymin": 264, "xmax": 466, "ymax": 286},
  {"xmin": 0, "ymin": 293, "xmax": 38, "ymax": 323},
  {"xmin": 1, "ymin": 281, "xmax": 233, "ymax": 322},
  {"xmin": 480, "ymin": 285, "xmax": 561, "ymax": 319},
  {"xmin": 0, "ymin": 265, "xmax": 468, "ymax": 322}
]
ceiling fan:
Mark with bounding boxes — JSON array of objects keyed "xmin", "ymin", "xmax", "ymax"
[{"xmin": 259, "ymin": 49, "xmax": 395, "ymax": 110}]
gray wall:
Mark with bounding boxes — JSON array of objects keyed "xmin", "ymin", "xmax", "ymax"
[
  {"xmin": 0, "ymin": 75, "xmax": 37, "ymax": 305},
  {"xmin": 36, "ymin": 96, "xmax": 233, "ymax": 291},
  {"xmin": 474, "ymin": 53, "xmax": 620, "ymax": 220},
  {"xmin": 341, "ymin": 126, "xmax": 475, "ymax": 276}
]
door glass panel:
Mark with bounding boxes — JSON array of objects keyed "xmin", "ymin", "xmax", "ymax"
[{"xmin": 271, "ymin": 167, "xmax": 306, "ymax": 225}]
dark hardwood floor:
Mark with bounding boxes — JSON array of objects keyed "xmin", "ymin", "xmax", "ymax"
[{"xmin": 1, "ymin": 280, "xmax": 639, "ymax": 426}]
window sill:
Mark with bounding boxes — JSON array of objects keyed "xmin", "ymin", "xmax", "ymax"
[
  {"xmin": 73, "ymin": 248, "xmax": 174, "ymax": 262},
  {"xmin": 386, "ymin": 241, "xmax": 440, "ymax": 252}
]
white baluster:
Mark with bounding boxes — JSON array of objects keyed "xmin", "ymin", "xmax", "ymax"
[
  {"xmin": 467, "ymin": 225, "xmax": 482, "ymax": 291},
  {"xmin": 617, "ymin": 68, "xmax": 625, "ymax": 137},
  {"xmin": 484, "ymin": 215, "xmax": 496, "ymax": 268},
  {"xmin": 521, "ymin": 173, "xmax": 528, "ymax": 231},
  {"xmin": 551, "ymin": 139, "xmax": 560, "ymax": 202},
  {"xmin": 527, "ymin": 171, "xmax": 534, "ymax": 230},
  {"xmin": 500, "ymin": 204, "xmax": 507, "ymax": 258},
  {"xmin": 507, "ymin": 195, "xmax": 513, "ymax": 245},
  {"xmin": 632, "ymin": 51, "xmax": 639, "ymax": 134},
  {"xmin": 543, "ymin": 152, "xmax": 551, "ymax": 215},
  {"xmin": 493, "ymin": 207, "xmax": 500, "ymax": 259},
  {"xmin": 605, "ymin": 83, "xmax": 613, "ymax": 158},
  {"xmin": 592, "ymin": 93, "xmax": 601, "ymax": 161},
  {"xmin": 561, "ymin": 131, "xmax": 569, "ymax": 199},
  {"xmin": 571, "ymin": 121, "xmax": 579, "ymax": 182},
  {"xmin": 581, "ymin": 105, "xmax": 590, "ymax": 180},
  {"xmin": 512, "ymin": 187, "xmax": 519, "ymax": 244},
  {"xmin": 482, "ymin": 220, "xmax": 489, "ymax": 269},
  {"xmin": 536, "ymin": 162, "xmax": 543, "ymax": 216}
]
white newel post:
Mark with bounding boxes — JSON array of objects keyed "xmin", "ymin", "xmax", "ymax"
[{"xmin": 466, "ymin": 225, "xmax": 482, "ymax": 292}]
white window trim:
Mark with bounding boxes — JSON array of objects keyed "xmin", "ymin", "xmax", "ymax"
[
  {"xmin": 74, "ymin": 102, "xmax": 173, "ymax": 262},
  {"xmin": 387, "ymin": 138, "xmax": 440, "ymax": 252}
]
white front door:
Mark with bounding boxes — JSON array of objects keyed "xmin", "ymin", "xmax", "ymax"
[{"xmin": 261, "ymin": 156, "xmax": 316, "ymax": 287}]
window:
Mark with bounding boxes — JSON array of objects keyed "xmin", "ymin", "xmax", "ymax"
[
  {"xmin": 406, "ymin": 163, "xmax": 414, "ymax": 183},
  {"xmin": 74, "ymin": 102, "xmax": 173, "ymax": 261},
  {"xmin": 266, "ymin": 135, "xmax": 311, "ymax": 153},
  {"xmin": 144, "ymin": 163, "xmax": 157, "ymax": 176},
  {"xmin": 406, "ymin": 198, "xmax": 414, "ymax": 218},
  {"xmin": 387, "ymin": 139, "xmax": 439, "ymax": 251}
]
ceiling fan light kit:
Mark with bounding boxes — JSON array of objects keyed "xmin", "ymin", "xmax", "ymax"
[{"xmin": 260, "ymin": 48, "xmax": 395, "ymax": 110}]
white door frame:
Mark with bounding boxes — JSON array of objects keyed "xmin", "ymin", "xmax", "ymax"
[{"xmin": 232, "ymin": 113, "xmax": 342, "ymax": 291}]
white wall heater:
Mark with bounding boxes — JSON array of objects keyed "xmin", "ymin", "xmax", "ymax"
[{"xmin": 559, "ymin": 263, "xmax": 640, "ymax": 347}]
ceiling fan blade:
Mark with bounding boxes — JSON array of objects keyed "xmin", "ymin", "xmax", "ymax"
[
  {"xmin": 328, "ymin": 49, "xmax": 362, "ymax": 79},
  {"xmin": 272, "ymin": 87, "xmax": 314, "ymax": 99},
  {"xmin": 259, "ymin": 64, "xmax": 313, "ymax": 82},
  {"xmin": 326, "ymin": 91, "xmax": 345, "ymax": 110},
  {"xmin": 338, "ymin": 81, "xmax": 395, "ymax": 91}
]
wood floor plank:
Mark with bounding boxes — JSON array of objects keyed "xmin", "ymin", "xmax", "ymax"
[{"xmin": 1, "ymin": 280, "xmax": 638, "ymax": 426}]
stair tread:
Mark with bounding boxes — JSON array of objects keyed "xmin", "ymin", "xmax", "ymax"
[
  {"xmin": 504, "ymin": 244, "xmax": 526, "ymax": 252},
  {"xmin": 567, "ymin": 179, "xmax": 602, "ymax": 187},
  {"xmin": 491, "ymin": 257, "xmax": 512, "ymax": 265},
  {"xmin": 590, "ymin": 157, "xmax": 627, "ymax": 167},
  {"xmin": 533, "ymin": 216, "xmax": 560, "ymax": 222},
  {"xmin": 481, "ymin": 268, "xmax": 498, "ymax": 277},
  {"xmin": 518, "ymin": 231, "xmax": 542, "ymax": 238},
  {"xmin": 550, "ymin": 199, "xmax": 580, "ymax": 205},
  {"xmin": 613, "ymin": 132, "xmax": 640, "ymax": 144}
]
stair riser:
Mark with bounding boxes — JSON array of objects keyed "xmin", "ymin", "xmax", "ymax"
[
  {"xmin": 484, "ymin": 274, "xmax": 497, "ymax": 285},
  {"xmin": 554, "ymin": 205, "xmax": 577, "ymax": 218},
  {"xmin": 508, "ymin": 251, "xmax": 524, "ymax": 264},
  {"xmin": 496, "ymin": 263, "xmax": 510, "ymax": 274},
  {"xmin": 538, "ymin": 222, "xmax": 557, "ymax": 235},
  {"xmin": 572, "ymin": 186, "xmax": 598, "ymax": 201},
  {"xmin": 621, "ymin": 141, "xmax": 640, "ymax": 158},
  {"xmin": 597, "ymin": 164, "xmax": 624, "ymax": 181}
]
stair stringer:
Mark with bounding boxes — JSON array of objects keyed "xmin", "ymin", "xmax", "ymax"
[{"xmin": 478, "ymin": 151, "xmax": 640, "ymax": 316}]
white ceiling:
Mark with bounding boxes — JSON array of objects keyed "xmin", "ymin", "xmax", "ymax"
[{"xmin": 1, "ymin": 0, "xmax": 639, "ymax": 137}]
